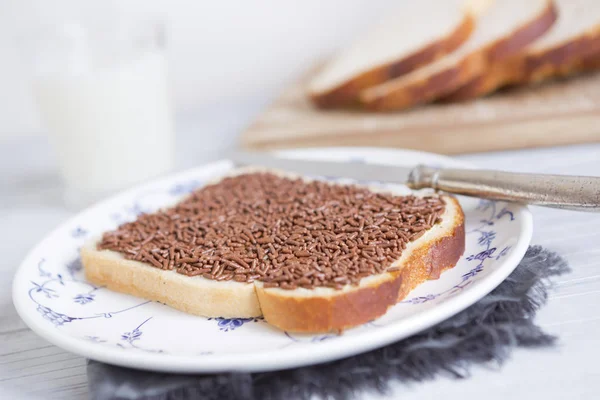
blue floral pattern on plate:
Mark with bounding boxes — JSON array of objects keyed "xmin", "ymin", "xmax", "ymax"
[{"xmin": 208, "ymin": 317, "xmax": 264, "ymax": 332}]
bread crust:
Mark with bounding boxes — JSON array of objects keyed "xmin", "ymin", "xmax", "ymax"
[
  {"xmin": 82, "ymin": 187, "xmax": 465, "ymax": 333},
  {"xmin": 309, "ymin": 13, "xmax": 475, "ymax": 109},
  {"xmin": 524, "ymin": 25, "xmax": 600, "ymax": 81},
  {"xmin": 359, "ymin": 0, "xmax": 557, "ymax": 111},
  {"xmin": 487, "ymin": 0, "xmax": 558, "ymax": 62},
  {"xmin": 565, "ymin": 51, "xmax": 600, "ymax": 75},
  {"xmin": 360, "ymin": 52, "xmax": 486, "ymax": 111}
]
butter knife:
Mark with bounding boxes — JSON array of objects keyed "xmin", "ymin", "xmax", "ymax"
[{"xmin": 230, "ymin": 151, "xmax": 600, "ymax": 212}]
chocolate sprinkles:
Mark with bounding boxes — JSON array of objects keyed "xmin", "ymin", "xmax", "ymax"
[{"xmin": 97, "ymin": 172, "xmax": 445, "ymax": 290}]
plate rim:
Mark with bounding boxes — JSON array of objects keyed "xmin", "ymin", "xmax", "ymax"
[{"xmin": 12, "ymin": 147, "xmax": 533, "ymax": 373}]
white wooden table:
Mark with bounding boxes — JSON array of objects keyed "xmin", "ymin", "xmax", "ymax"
[{"xmin": 2, "ymin": 109, "xmax": 600, "ymax": 399}]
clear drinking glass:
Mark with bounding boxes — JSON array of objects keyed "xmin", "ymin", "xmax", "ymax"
[{"xmin": 28, "ymin": 14, "xmax": 174, "ymax": 209}]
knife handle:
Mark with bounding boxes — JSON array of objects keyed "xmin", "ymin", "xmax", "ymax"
[{"xmin": 407, "ymin": 165, "xmax": 600, "ymax": 212}]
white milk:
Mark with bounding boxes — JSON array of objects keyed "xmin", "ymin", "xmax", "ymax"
[{"xmin": 34, "ymin": 45, "xmax": 173, "ymax": 207}]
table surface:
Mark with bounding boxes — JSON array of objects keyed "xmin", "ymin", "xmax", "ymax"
[{"xmin": 1, "ymin": 107, "xmax": 600, "ymax": 399}]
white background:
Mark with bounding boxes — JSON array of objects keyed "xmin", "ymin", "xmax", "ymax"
[{"xmin": 0, "ymin": 0, "xmax": 398, "ymax": 140}]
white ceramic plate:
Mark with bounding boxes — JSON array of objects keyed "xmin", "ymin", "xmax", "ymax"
[{"xmin": 13, "ymin": 148, "xmax": 532, "ymax": 373}]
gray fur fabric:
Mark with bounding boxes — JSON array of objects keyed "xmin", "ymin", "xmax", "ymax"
[{"xmin": 88, "ymin": 246, "xmax": 569, "ymax": 400}]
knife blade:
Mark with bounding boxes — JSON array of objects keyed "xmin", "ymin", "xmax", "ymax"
[
  {"xmin": 230, "ymin": 151, "xmax": 413, "ymax": 184},
  {"xmin": 229, "ymin": 151, "xmax": 600, "ymax": 212}
]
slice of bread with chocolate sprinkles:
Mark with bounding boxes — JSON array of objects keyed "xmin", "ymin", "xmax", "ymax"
[{"xmin": 82, "ymin": 170, "xmax": 465, "ymax": 333}]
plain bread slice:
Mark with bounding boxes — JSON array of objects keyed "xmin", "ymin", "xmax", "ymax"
[
  {"xmin": 446, "ymin": 0, "xmax": 600, "ymax": 101},
  {"xmin": 307, "ymin": 0, "xmax": 477, "ymax": 108}
]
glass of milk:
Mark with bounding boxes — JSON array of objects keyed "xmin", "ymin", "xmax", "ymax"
[{"xmin": 30, "ymin": 16, "xmax": 173, "ymax": 209}]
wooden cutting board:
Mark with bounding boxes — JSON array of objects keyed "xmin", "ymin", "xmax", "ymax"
[{"xmin": 240, "ymin": 66, "xmax": 600, "ymax": 154}]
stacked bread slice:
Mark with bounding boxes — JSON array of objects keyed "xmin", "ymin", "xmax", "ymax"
[
  {"xmin": 308, "ymin": 0, "xmax": 479, "ymax": 108},
  {"xmin": 359, "ymin": 0, "xmax": 556, "ymax": 110},
  {"xmin": 445, "ymin": 0, "xmax": 600, "ymax": 101},
  {"xmin": 308, "ymin": 0, "xmax": 600, "ymax": 111}
]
